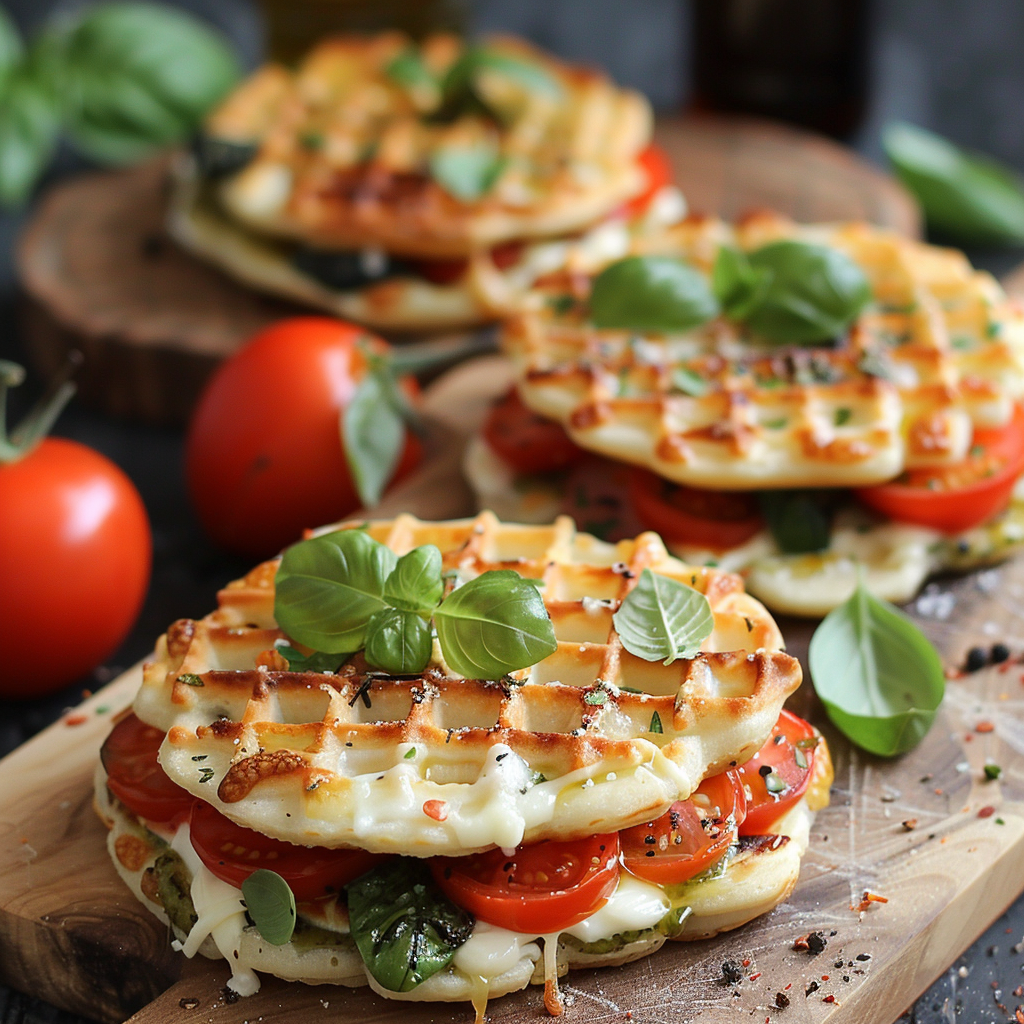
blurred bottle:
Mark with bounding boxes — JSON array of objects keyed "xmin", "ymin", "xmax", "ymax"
[
  {"xmin": 259, "ymin": 0, "xmax": 467, "ymax": 62},
  {"xmin": 690, "ymin": 0, "xmax": 872, "ymax": 140}
]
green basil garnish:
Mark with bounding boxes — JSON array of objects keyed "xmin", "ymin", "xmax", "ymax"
[
  {"xmin": 670, "ymin": 366, "xmax": 711, "ymax": 397},
  {"xmin": 439, "ymin": 46, "xmax": 562, "ymax": 120},
  {"xmin": 385, "ymin": 47, "xmax": 436, "ymax": 94},
  {"xmin": 612, "ymin": 568, "xmax": 714, "ymax": 665},
  {"xmin": 589, "ymin": 256, "xmax": 719, "ymax": 333},
  {"xmin": 346, "ymin": 859, "xmax": 474, "ymax": 992},
  {"xmin": 275, "ymin": 644, "xmax": 346, "ymax": 674},
  {"xmin": 434, "ymin": 569, "xmax": 557, "ymax": 679},
  {"xmin": 808, "ymin": 580, "xmax": 945, "ymax": 757},
  {"xmin": 241, "ymin": 869, "xmax": 296, "ymax": 946},
  {"xmin": 429, "ymin": 141, "xmax": 505, "ymax": 201},
  {"xmin": 384, "ymin": 545, "xmax": 445, "ymax": 614},
  {"xmin": 714, "ymin": 241, "xmax": 871, "ymax": 345},
  {"xmin": 883, "ymin": 121, "xmax": 1024, "ymax": 246},
  {"xmin": 758, "ymin": 491, "xmax": 832, "ymax": 554},
  {"xmin": 364, "ymin": 608, "xmax": 433, "ymax": 675}
]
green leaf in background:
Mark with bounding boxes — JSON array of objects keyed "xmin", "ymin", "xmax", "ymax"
[
  {"xmin": 808, "ymin": 579, "xmax": 945, "ymax": 757},
  {"xmin": 364, "ymin": 608, "xmax": 433, "ymax": 675},
  {"xmin": 275, "ymin": 643, "xmax": 346, "ymax": 674},
  {"xmin": 0, "ymin": 71, "xmax": 60, "ymax": 208},
  {"xmin": 61, "ymin": 2, "xmax": 241, "ymax": 166},
  {"xmin": 342, "ymin": 368, "xmax": 407, "ymax": 509},
  {"xmin": 434, "ymin": 569, "xmax": 557, "ymax": 679},
  {"xmin": 758, "ymin": 491, "xmax": 832, "ymax": 554},
  {"xmin": 383, "ymin": 545, "xmax": 444, "ymax": 615},
  {"xmin": 883, "ymin": 121, "xmax": 1024, "ymax": 246},
  {"xmin": 241, "ymin": 869, "xmax": 296, "ymax": 946},
  {"xmin": 274, "ymin": 529, "xmax": 397, "ymax": 654},
  {"xmin": 429, "ymin": 141, "xmax": 505, "ymax": 201},
  {"xmin": 612, "ymin": 568, "xmax": 713, "ymax": 665},
  {"xmin": 346, "ymin": 859, "xmax": 474, "ymax": 992},
  {"xmin": 0, "ymin": 7, "xmax": 23, "ymax": 84},
  {"xmin": 589, "ymin": 256, "xmax": 720, "ymax": 333}
]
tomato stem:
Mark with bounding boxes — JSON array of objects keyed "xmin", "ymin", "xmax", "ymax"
[{"xmin": 0, "ymin": 353, "xmax": 80, "ymax": 465}]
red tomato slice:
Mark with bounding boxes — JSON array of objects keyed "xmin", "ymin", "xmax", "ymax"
[
  {"xmin": 412, "ymin": 240, "xmax": 525, "ymax": 286},
  {"xmin": 483, "ymin": 389, "xmax": 585, "ymax": 475},
  {"xmin": 100, "ymin": 714, "xmax": 195, "ymax": 826},
  {"xmin": 855, "ymin": 405, "xmax": 1024, "ymax": 533},
  {"xmin": 623, "ymin": 144, "xmax": 674, "ymax": 217},
  {"xmin": 736, "ymin": 710, "xmax": 818, "ymax": 835},
  {"xmin": 620, "ymin": 771, "xmax": 746, "ymax": 886},
  {"xmin": 189, "ymin": 800, "xmax": 382, "ymax": 902},
  {"xmin": 432, "ymin": 834, "xmax": 620, "ymax": 934},
  {"xmin": 629, "ymin": 468, "xmax": 764, "ymax": 549}
]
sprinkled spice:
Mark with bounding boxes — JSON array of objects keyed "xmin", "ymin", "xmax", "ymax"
[
  {"xmin": 985, "ymin": 764, "xmax": 1003, "ymax": 781},
  {"xmin": 853, "ymin": 890, "xmax": 889, "ymax": 912},
  {"xmin": 978, "ymin": 805, "xmax": 997, "ymax": 819},
  {"xmin": 901, "ymin": 818, "xmax": 918, "ymax": 831},
  {"xmin": 64, "ymin": 714, "xmax": 87, "ymax": 726},
  {"xmin": 992, "ymin": 642, "xmax": 1011, "ymax": 664},
  {"xmin": 178, "ymin": 997, "xmax": 200, "ymax": 1010},
  {"xmin": 965, "ymin": 646, "xmax": 987, "ymax": 672},
  {"xmin": 775, "ymin": 992, "xmax": 790, "ymax": 1009},
  {"xmin": 976, "ymin": 720, "xmax": 995, "ymax": 733},
  {"xmin": 721, "ymin": 960, "xmax": 743, "ymax": 984},
  {"xmin": 422, "ymin": 799, "xmax": 449, "ymax": 821},
  {"xmin": 805, "ymin": 981, "xmax": 819, "ymax": 996}
]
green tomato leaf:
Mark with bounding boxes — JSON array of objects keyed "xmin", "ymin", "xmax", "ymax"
[
  {"xmin": 758, "ymin": 491, "xmax": 832, "ymax": 554},
  {"xmin": 733, "ymin": 241, "xmax": 871, "ymax": 345},
  {"xmin": 434, "ymin": 570, "xmax": 557, "ymax": 679},
  {"xmin": 808, "ymin": 580, "xmax": 945, "ymax": 757},
  {"xmin": 346, "ymin": 859, "xmax": 474, "ymax": 992},
  {"xmin": 241, "ymin": 869, "xmax": 296, "ymax": 946},
  {"xmin": 384, "ymin": 545, "xmax": 444, "ymax": 614},
  {"xmin": 342, "ymin": 370, "xmax": 407, "ymax": 510},
  {"xmin": 429, "ymin": 141, "xmax": 505, "ymax": 201},
  {"xmin": 883, "ymin": 121, "xmax": 1024, "ymax": 246},
  {"xmin": 589, "ymin": 256, "xmax": 719, "ymax": 333},
  {"xmin": 364, "ymin": 608, "xmax": 433, "ymax": 675},
  {"xmin": 274, "ymin": 530, "xmax": 397, "ymax": 653},
  {"xmin": 612, "ymin": 569, "xmax": 714, "ymax": 665},
  {"xmin": 275, "ymin": 644, "xmax": 346, "ymax": 674}
]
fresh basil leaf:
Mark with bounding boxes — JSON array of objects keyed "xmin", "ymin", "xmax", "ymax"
[
  {"xmin": 883, "ymin": 121, "xmax": 1024, "ymax": 246},
  {"xmin": 429, "ymin": 141, "xmax": 504, "ymax": 201},
  {"xmin": 589, "ymin": 256, "xmax": 719, "ymax": 333},
  {"xmin": 0, "ymin": 71, "xmax": 59, "ymax": 207},
  {"xmin": 0, "ymin": 7, "xmax": 22, "ymax": 84},
  {"xmin": 612, "ymin": 569, "xmax": 714, "ymax": 665},
  {"xmin": 364, "ymin": 608, "xmax": 433, "ymax": 675},
  {"xmin": 275, "ymin": 644, "xmax": 346, "ymax": 674},
  {"xmin": 808, "ymin": 580, "xmax": 945, "ymax": 757},
  {"xmin": 274, "ymin": 530, "xmax": 397, "ymax": 653},
  {"xmin": 342, "ymin": 370, "xmax": 406, "ymax": 509},
  {"xmin": 440, "ymin": 46, "xmax": 562, "ymax": 117},
  {"xmin": 385, "ymin": 47, "xmax": 437, "ymax": 93},
  {"xmin": 670, "ymin": 366, "xmax": 710, "ymax": 397},
  {"xmin": 758, "ymin": 491, "xmax": 832, "ymax": 554},
  {"xmin": 384, "ymin": 545, "xmax": 444, "ymax": 614},
  {"xmin": 733, "ymin": 241, "xmax": 871, "ymax": 345},
  {"xmin": 61, "ymin": 3, "xmax": 241, "ymax": 166},
  {"xmin": 241, "ymin": 869, "xmax": 296, "ymax": 946},
  {"xmin": 434, "ymin": 569, "xmax": 557, "ymax": 679},
  {"xmin": 712, "ymin": 246, "xmax": 771, "ymax": 321},
  {"xmin": 346, "ymin": 859, "xmax": 474, "ymax": 992}
]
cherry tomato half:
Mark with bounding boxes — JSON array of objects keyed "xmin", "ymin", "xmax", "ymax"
[
  {"xmin": 0, "ymin": 438, "xmax": 151, "ymax": 697},
  {"xmin": 186, "ymin": 317, "xmax": 423, "ymax": 559},
  {"xmin": 100, "ymin": 713, "xmax": 194, "ymax": 825},
  {"xmin": 483, "ymin": 389, "xmax": 585, "ymax": 475},
  {"xmin": 620, "ymin": 771, "xmax": 746, "ymax": 886},
  {"xmin": 855, "ymin": 405, "xmax": 1024, "ymax": 533},
  {"xmin": 432, "ymin": 834, "xmax": 620, "ymax": 934},
  {"xmin": 623, "ymin": 144, "xmax": 674, "ymax": 218},
  {"xmin": 189, "ymin": 799, "xmax": 382, "ymax": 902},
  {"xmin": 629, "ymin": 467, "xmax": 764, "ymax": 549},
  {"xmin": 736, "ymin": 710, "xmax": 818, "ymax": 835}
]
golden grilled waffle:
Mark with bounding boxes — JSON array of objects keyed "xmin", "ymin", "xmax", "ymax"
[
  {"xmin": 204, "ymin": 34, "xmax": 651, "ymax": 259},
  {"xmin": 133, "ymin": 513, "xmax": 800, "ymax": 857},
  {"xmin": 504, "ymin": 212, "xmax": 1024, "ymax": 490}
]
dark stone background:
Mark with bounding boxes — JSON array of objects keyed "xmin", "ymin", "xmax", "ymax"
[{"xmin": 1, "ymin": 2, "xmax": 1023, "ymax": 1022}]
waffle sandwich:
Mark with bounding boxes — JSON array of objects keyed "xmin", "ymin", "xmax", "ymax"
[
  {"xmin": 170, "ymin": 33, "xmax": 681, "ymax": 331},
  {"xmin": 95, "ymin": 513, "xmax": 831, "ymax": 1015},
  {"xmin": 466, "ymin": 212, "xmax": 1024, "ymax": 615}
]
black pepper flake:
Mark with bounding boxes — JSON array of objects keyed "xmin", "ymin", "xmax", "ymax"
[
  {"xmin": 721, "ymin": 960, "xmax": 743, "ymax": 984},
  {"xmin": 807, "ymin": 931, "xmax": 827, "ymax": 954},
  {"xmin": 965, "ymin": 646, "xmax": 987, "ymax": 672},
  {"xmin": 834, "ymin": 959, "xmax": 844, "ymax": 969},
  {"xmin": 645, "ymin": 850, "xmax": 655, "ymax": 857},
  {"xmin": 856, "ymin": 953, "xmax": 871, "ymax": 961},
  {"xmin": 805, "ymin": 981, "xmax": 819, "ymax": 996},
  {"xmin": 179, "ymin": 997, "xmax": 200, "ymax": 1010},
  {"xmin": 759, "ymin": 764, "xmax": 773, "ymax": 777},
  {"xmin": 221, "ymin": 987, "xmax": 240, "ymax": 1005},
  {"xmin": 496, "ymin": 752, "xmax": 509, "ymax": 762},
  {"xmin": 991, "ymin": 642, "xmax": 1011, "ymax": 664},
  {"xmin": 775, "ymin": 992, "xmax": 790, "ymax": 1009},
  {"xmin": 644, "ymin": 835, "xmax": 656, "ymax": 844}
]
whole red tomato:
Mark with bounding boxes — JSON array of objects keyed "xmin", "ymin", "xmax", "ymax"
[
  {"xmin": 0, "ymin": 438, "xmax": 152, "ymax": 697},
  {"xmin": 186, "ymin": 317, "xmax": 423, "ymax": 558}
]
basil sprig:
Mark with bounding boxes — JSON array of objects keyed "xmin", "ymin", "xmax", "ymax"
[
  {"xmin": 883, "ymin": 121, "xmax": 1024, "ymax": 246},
  {"xmin": 274, "ymin": 530, "xmax": 557, "ymax": 679},
  {"xmin": 346, "ymin": 859, "xmax": 474, "ymax": 992},
  {"xmin": 241, "ymin": 869, "xmax": 296, "ymax": 946},
  {"xmin": 429, "ymin": 140, "xmax": 505, "ymax": 202},
  {"xmin": 758, "ymin": 491, "xmax": 833, "ymax": 555},
  {"xmin": 713, "ymin": 241, "xmax": 871, "ymax": 344},
  {"xmin": 612, "ymin": 569, "xmax": 714, "ymax": 665},
  {"xmin": 808, "ymin": 580, "xmax": 945, "ymax": 757}
]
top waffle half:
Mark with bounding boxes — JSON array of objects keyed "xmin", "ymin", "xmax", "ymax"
[
  {"xmin": 206, "ymin": 33, "xmax": 651, "ymax": 258},
  {"xmin": 503, "ymin": 212, "xmax": 1024, "ymax": 490},
  {"xmin": 134, "ymin": 513, "xmax": 799, "ymax": 857}
]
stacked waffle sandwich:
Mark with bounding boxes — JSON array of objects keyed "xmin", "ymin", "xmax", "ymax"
[
  {"xmin": 95, "ymin": 512, "xmax": 831, "ymax": 1016},
  {"xmin": 466, "ymin": 211, "xmax": 1024, "ymax": 615},
  {"xmin": 170, "ymin": 33, "xmax": 685, "ymax": 331}
]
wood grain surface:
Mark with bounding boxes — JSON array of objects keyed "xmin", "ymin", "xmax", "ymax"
[
  {"xmin": 16, "ymin": 115, "xmax": 919, "ymax": 425},
  {"xmin": 2, "ymin": 357, "xmax": 1024, "ymax": 1024}
]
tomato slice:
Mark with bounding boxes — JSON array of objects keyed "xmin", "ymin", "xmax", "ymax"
[
  {"xmin": 100, "ymin": 713, "xmax": 195, "ymax": 826},
  {"xmin": 629, "ymin": 467, "xmax": 764, "ymax": 549},
  {"xmin": 412, "ymin": 240, "xmax": 525, "ymax": 286},
  {"xmin": 432, "ymin": 834, "xmax": 620, "ymax": 934},
  {"xmin": 623, "ymin": 144, "xmax": 674, "ymax": 217},
  {"xmin": 189, "ymin": 800, "xmax": 382, "ymax": 902},
  {"xmin": 736, "ymin": 710, "xmax": 818, "ymax": 835},
  {"xmin": 620, "ymin": 771, "xmax": 746, "ymax": 886},
  {"xmin": 856, "ymin": 405, "xmax": 1024, "ymax": 533},
  {"xmin": 482, "ymin": 389, "xmax": 585, "ymax": 475}
]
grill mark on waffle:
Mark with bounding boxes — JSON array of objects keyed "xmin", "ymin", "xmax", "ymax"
[{"xmin": 219, "ymin": 750, "xmax": 309, "ymax": 803}]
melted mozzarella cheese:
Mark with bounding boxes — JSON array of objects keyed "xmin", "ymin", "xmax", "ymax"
[
  {"xmin": 563, "ymin": 873, "xmax": 670, "ymax": 941},
  {"xmin": 453, "ymin": 922, "xmax": 541, "ymax": 979}
]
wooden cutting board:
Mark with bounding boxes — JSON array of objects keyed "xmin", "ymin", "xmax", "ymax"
[
  {"xmin": 16, "ymin": 114, "xmax": 919, "ymax": 426},
  {"xmin": 2, "ymin": 357, "xmax": 1024, "ymax": 1024}
]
